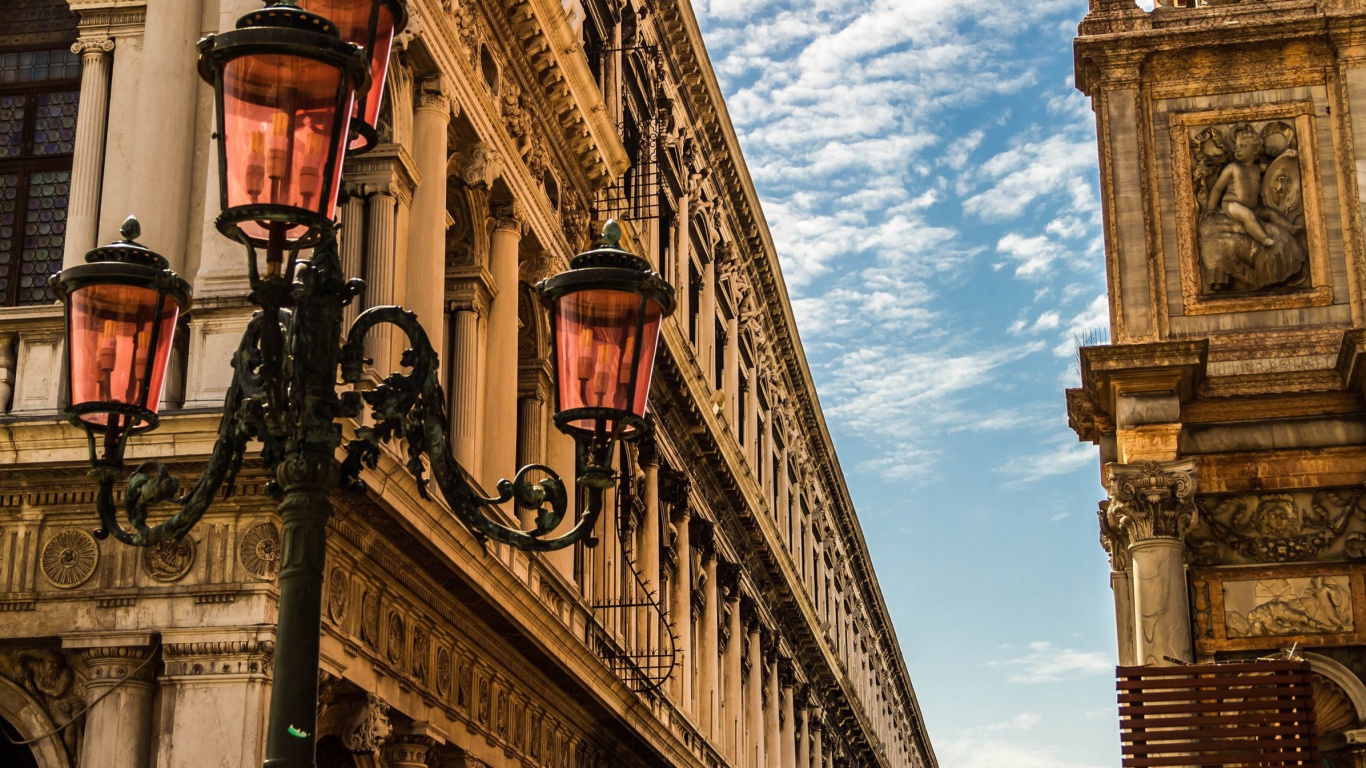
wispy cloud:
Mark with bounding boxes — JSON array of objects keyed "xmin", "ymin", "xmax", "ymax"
[{"xmin": 988, "ymin": 641, "xmax": 1113, "ymax": 683}]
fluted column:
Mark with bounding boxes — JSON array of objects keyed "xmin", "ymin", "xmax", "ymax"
[
  {"xmin": 761, "ymin": 405, "xmax": 774, "ymax": 499},
  {"xmin": 675, "ymin": 183, "xmax": 692, "ymax": 333},
  {"xmin": 811, "ymin": 719, "xmax": 823, "ymax": 768},
  {"xmin": 699, "ymin": 543, "xmax": 720, "ymax": 738},
  {"xmin": 724, "ymin": 316, "xmax": 739, "ymax": 426},
  {"xmin": 640, "ymin": 441, "xmax": 662, "ymax": 655},
  {"xmin": 515, "ymin": 392, "xmax": 544, "ymax": 528},
  {"xmin": 64, "ymin": 38, "xmax": 115, "ymax": 267},
  {"xmin": 777, "ymin": 451, "xmax": 789, "ymax": 522},
  {"xmin": 406, "ymin": 75, "xmax": 452, "ymax": 358},
  {"xmin": 670, "ymin": 506, "xmax": 693, "ymax": 710},
  {"xmin": 746, "ymin": 618, "xmax": 764, "ymax": 768},
  {"xmin": 364, "ymin": 186, "xmax": 400, "ymax": 375},
  {"xmin": 701, "ymin": 259, "xmax": 717, "ymax": 382},
  {"xmin": 723, "ymin": 584, "xmax": 743, "ymax": 762},
  {"xmin": 765, "ymin": 652, "xmax": 781, "ymax": 768},
  {"xmin": 65, "ymin": 637, "xmax": 155, "ymax": 768},
  {"xmin": 339, "ymin": 189, "xmax": 365, "ymax": 331},
  {"xmin": 1105, "ymin": 460, "xmax": 1197, "ymax": 666},
  {"xmin": 483, "ymin": 202, "xmax": 525, "ymax": 492},
  {"xmin": 448, "ymin": 297, "xmax": 485, "ymax": 473},
  {"xmin": 780, "ymin": 672, "xmax": 796, "ymax": 768},
  {"xmin": 797, "ymin": 705, "xmax": 810, "ymax": 768}
]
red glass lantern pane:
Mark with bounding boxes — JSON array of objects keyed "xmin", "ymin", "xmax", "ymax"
[
  {"xmin": 68, "ymin": 283, "xmax": 179, "ymax": 427},
  {"xmin": 221, "ymin": 52, "xmax": 352, "ymax": 242},
  {"xmin": 553, "ymin": 289, "xmax": 664, "ymax": 433},
  {"xmin": 298, "ymin": 0, "xmax": 397, "ymax": 146}
]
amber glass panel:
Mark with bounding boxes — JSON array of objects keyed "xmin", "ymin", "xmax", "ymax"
[
  {"xmin": 221, "ymin": 52, "xmax": 351, "ymax": 241},
  {"xmin": 298, "ymin": 0, "xmax": 396, "ymax": 143},
  {"xmin": 553, "ymin": 289, "xmax": 663, "ymax": 433},
  {"xmin": 69, "ymin": 283, "xmax": 179, "ymax": 426}
]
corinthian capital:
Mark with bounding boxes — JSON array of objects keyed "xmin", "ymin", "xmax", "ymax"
[
  {"xmin": 415, "ymin": 75, "xmax": 451, "ymax": 113},
  {"xmin": 491, "ymin": 200, "xmax": 527, "ymax": 235},
  {"xmin": 1097, "ymin": 501, "xmax": 1130, "ymax": 571},
  {"xmin": 1104, "ymin": 460, "xmax": 1196, "ymax": 543}
]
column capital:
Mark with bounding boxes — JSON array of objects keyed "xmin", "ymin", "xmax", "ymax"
[
  {"xmin": 1105, "ymin": 460, "xmax": 1197, "ymax": 543},
  {"xmin": 491, "ymin": 199, "xmax": 528, "ymax": 236},
  {"xmin": 71, "ymin": 38, "xmax": 115, "ymax": 57},
  {"xmin": 1097, "ymin": 500, "xmax": 1131, "ymax": 571},
  {"xmin": 380, "ymin": 733, "xmax": 436, "ymax": 768},
  {"xmin": 415, "ymin": 75, "xmax": 452, "ymax": 115}
]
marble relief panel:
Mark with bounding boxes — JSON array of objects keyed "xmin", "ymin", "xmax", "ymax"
[
  {"xmin": 1168, "ymin": 101, "xmax": 1333, "ymax": 315},
  {"xmin": 1191, "ymin": 564, "xmax": 1366, "ymax": 656}
]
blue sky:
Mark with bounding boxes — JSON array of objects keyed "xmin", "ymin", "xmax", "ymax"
[{"xmin": 692, "ymin": 1, "xmax": 1132, "ymax": 765}]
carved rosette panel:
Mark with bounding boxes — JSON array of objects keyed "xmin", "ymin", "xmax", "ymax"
[
  {"xmin": 1104, "ymin": 461, "xmax": 1197, "ymax": 543},
  {"xmin": 435, "ymin": 646, "xmax": 452, "ymax": 698},
  {"xmin": 360, "ymin": 588, "xmax": 380, "ymax": 647},
  {"xmin": 41, "ymin": 530, "xmax": 99, "ymax": 588},
  {"xmin": 386, "ymin": 612, "xmax": 404, "ymax": 665},
  {"xmin": 239, "ymin": 522, "xmax": 281, "ymax": 580},
  {"xmin": 142, "ymin": 536, "xmax": 194, "ymax": 582},
  {"xmin": 328, "ymin": 567, "xmax": 349, "ymax": 623}
]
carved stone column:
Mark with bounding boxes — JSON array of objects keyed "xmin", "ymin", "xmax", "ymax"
[
  {"xmin": 483, "ymin": 202, "xmax": 525, "ymax": 492},
  {"xmin": 64, "ymin": 38, "xmax": 115, "ymax": 268},
  {"xmin": 63, "ymin": 635, "xmax": 155, "ymax": 768},
  {"xmin": 701, "ymin": 258, "xmax": 717, "ymax": 382},
  {"xmin": 670, "ymin": 505, "xmax": 693, "ymax": 710},
  {"xmin": 765, "ymin": 651, "xmax": 781, "ymax": 768},
  {"xmin": 675, "ymin": 184, "xmax": 692, "ymax": 332},
  {"xmin": 723, "ymin": 574, "xmax": 743, "ymax": 762},
  {"xmin": 447, "ymin": 286, "xmax": 488, "ymax": 474},
  {"xmin": 780, "ymin": 670, "xmax": 796, "ymax": 768},
  {"xmin": 406, "ymin": 75, "xmax": 452, "ymax": 364},
  {"xmin": 155, "ymin": 629, "xmax": 274, "ymax": 768},
  {"xmin": 515, "ymin": 392, "xmax": 543, "ymax": 529},
  {"xmin": 811, "ymin": 717, "xmax": 823, "ymax": 768},
  {"xmin": 797, "ymin": 703, "xmax": 809, "ymax": 768},
  {"xmin": 724, "ymin": 316, "xmax": 739, "ymax": 426},
  {"xmin": 339, "ymin": 189, "xmax": 365, "ymax": 332},
  {"xmin": 640, "ymin": 440, "xmax": 662, "ymax": 654},
  {"xmin": 745, "ymin": 613, "xmax": 764, "ymax": 768},
  {"xmin": 1099, "ymin": 500, "xmax": 1136, "ymax": 667},
  {"xmin": 699, "ymin": 535, "xmax": 720, "ymax": 739},
  {"xmin": 364, "ymin": 186, "xmax": 400, "ymax": 376},
  {"xmin": 1105, "ymin": 460, "xmax": 1197, "ymax": 666}
]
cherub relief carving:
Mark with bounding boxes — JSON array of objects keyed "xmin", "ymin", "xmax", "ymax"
[
  {"xmin": 1190, "ymin": 120, "xmax": 1308, "ymax": 294},
  {"xmin": 0, "ymin": 648, "xmax": 84, "ymax": 762}
]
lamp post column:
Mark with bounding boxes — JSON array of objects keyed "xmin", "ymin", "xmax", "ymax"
[
  {"xmin": 64, "ymin": 38, "xmax": 115, "ymax": 267},
  {"xmin": 1105, "ymin": 460, "xmax": 1197, "ymax": 666}
]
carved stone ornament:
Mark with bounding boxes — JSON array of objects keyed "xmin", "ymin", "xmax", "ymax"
[
  {"xmin": 1097, "ymin": 501, "xmax": 1131, "ymax": 571},
  {"xmin": 42, "ymin": 530, "xmax": 99, "ymax": 588},
  {"xmin": 459, "ymin": 144, "xmax": 498, "ymax": 189},
  {"xmin": 387, "ymin": 612, "xmax": 405, "ymax": 664},
  {"xmin": 328, "ymin": 567, "xmax": 349, "ymax": 622},
  {"xmin": 143, "ymin": 535, "xmax": 194, "ymax": 582},
  {"xmin": 239, "ymin": 522, "xmax": 281, "ymax": 580},
  {"xmin": 1104, "ymin": 461, "xmax": 1197, "ymax": 543},
  {"xmin": 360, "ymin": 588, "xmax": 380, "ymax": 647},
  {"xmin": 345, "ymin": 693, "xmax": 392, "ymax": 753},
  {"xmin": 411, "ymin": 624, "xmax": 429, "ymax": 683},
  {"xmin": 435, "ymin": 646, "xmax": 452, "ymax": 697},
  {"xmin": 1190, "ymin": 119, "xmax": 1309, "ymax": 295},
  {"xmin": 1188, "ymin": 489, "xmax": 1366, "ymax": 566},
  {"xmin": 0, "ymin": 648, "xmax": 85, "ymax": 762}
]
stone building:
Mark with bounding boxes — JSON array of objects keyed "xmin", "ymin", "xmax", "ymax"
[
  {"xmin": 0, "ymin": 1, "xmax": 936, "ymax": 768},
  {"xmin": 1069, "ymin": 0, "xmax": 1366, "ymax": 762}
]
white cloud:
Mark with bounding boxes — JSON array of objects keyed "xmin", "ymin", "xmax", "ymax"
[
  {"xmin": 964, "ymin": 134, "xmax": 1098, "ymax": 222},
  {"xmin": 988, "ymin": 641, "xmax": 1113, "ymax": 683},
  {"xmin": 938, "ymin": 737, "xmax": 1113, "ymax": 768}
]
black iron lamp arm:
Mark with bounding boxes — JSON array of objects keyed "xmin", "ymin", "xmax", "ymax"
[{"xmin": 339, "ymin": 306, "xmax": 607, "ymax": 551}]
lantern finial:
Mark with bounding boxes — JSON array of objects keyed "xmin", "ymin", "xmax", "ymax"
[
  {"xmin": 602, "ymin": 219, "xmax": 622, "ymax": 248},
  {"xmin": 120, "ymin": 216, "xmax": 142, "ymax": 242}
]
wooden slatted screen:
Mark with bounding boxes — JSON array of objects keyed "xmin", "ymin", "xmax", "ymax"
[{"xmin": 1117, "ymin": 661, "xmax": 1319, "ymax": 768}]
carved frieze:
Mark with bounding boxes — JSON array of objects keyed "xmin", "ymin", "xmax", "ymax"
[
  {"xmin": 328, "ymin": 567, "xmax": 349, "ymax": 623},
  {"xmin": 1191, "ymin": 563, "xmax": 1366, "ymax": 655},
  {"xmin": 239, "ymin": 522, "xmax": 280, "ymax": 580},
  {"xmin": 143, "ymin": 536, "xmax": 194, "ymax": 582},
  {"xmin": 41, "ymin": 530, "xmax": 99, "ymax": 589},
  {"xmin": 435, "ymin": 646, "xmax": 452, "ymax": 697},
  {"xmin": 0, "ymin": 647, "xmax": 84, "ymax": 762},
  {"xmin": 161, "ymin": 638, "xmax": 274, "ymax": 677},
  {"xmin": 1189, "ymin": 489, "xmax": 1366, "ymax": 566},
  {"xmin": 387, "ymin": 611, "xmax": 405, "ymax": 665},
  {"xmin": 360, "ymin": 588, "xmax": 380, "ymax": 647}
]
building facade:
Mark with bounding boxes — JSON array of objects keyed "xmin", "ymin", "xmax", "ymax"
[
  {"xmin": 1070, "ymin": 0, "xmax": 1366, "ymax": 763},
  {"xmin": 0, "ymin": 2, "xmax": 936, "ymax": 768}
]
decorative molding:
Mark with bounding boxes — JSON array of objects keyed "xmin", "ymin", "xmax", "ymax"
[{"xmin": 161, "ymin": 638, "xmax": 274, "ymax": 677}]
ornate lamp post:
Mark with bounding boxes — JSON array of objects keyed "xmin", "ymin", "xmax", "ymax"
[{"xmin": 48, "ymin": 2, "xmax": 674, "ymax": 767}]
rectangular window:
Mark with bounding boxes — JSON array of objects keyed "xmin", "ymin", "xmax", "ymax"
[{"xmin": 0, "ymin": 46, "xmax": 80, "ymax": 306}]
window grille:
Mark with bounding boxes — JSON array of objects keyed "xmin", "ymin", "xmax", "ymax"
[{"xmin": 0, "ymin": 46, "xmax": 79, "ymax": 306}]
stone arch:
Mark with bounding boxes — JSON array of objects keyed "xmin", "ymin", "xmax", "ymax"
[
  {"xmin": 1305, "ymin": 652, "xmax": 1366, "ymax": 742},
  {"xmin": 0, "ymin": 677, "xmax": 70, "ymax": 768}
]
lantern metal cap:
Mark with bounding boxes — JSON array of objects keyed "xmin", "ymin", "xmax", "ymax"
[
  {"xmin": 82, "ymin": 216, "xmax": 170, "ymax": 270},
  {"xmin": 239, "ymin": 1, "xmax": 341, "ymax": 36},
  {"xmin": 569, "ymin": 220, "xmax": 654, "ymax": 272}
]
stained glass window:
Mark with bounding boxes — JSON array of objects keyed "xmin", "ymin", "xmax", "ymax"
[{"xmin": 0, "ymin": 46, "xmax": 78, "ymax": 306}]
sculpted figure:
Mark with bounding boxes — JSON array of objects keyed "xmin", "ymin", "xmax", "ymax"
[{"xmin": 1206, "ymin": 125, "xmax": 1274, "ymax": 246}]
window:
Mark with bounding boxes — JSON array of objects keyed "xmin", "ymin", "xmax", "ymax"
[{"xmin": 0, "ymin": 47, "xmax": 80, "ymax": 306}]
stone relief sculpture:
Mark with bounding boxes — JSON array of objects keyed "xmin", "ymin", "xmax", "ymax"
[
  {"xmin": 1191, "ymin": 120, "xmax": 1308, "ymax": 294},
  {"xmin": 1189, "ymin": 489, "xmax": 1366, "ymax": 565},
  {"xmin": 1224, "ymin": 576, "xmax": 1353, "ymax": 638},
  {"xmin": 0, "ymin": 648, "xmax": 85, "ymax": 762}
]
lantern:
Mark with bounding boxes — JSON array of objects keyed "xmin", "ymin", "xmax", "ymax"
[
  {"xmin": 52, "ymin": 217, "xmax": 191, "ymax": 457},
  {"xmin": 538, "ymin": 221, "xmax": 675, "ymax": 447},
  {"xmin": 295, "ymin": 0, "xmax": 407, "ymax": 153},
  {"xmin": 197, "ymin": 1, "xmax": 368, "ymax": 268}
]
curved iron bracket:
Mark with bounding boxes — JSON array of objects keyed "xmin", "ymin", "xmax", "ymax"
[{"xmin": 340, "ymin": 306, "xmax": 605, "ymax": 551}]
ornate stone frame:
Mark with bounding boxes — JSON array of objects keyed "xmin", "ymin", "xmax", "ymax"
[
  {"xmin": 1190, "ymin": 562, "xmax": 1366, "ymax": 657},
  {"xmin": 1168, "ymin": 100, "xmax": 1333, "ymax": 316}
]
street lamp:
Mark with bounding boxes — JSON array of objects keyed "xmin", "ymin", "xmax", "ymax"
[{"xmin": 48, "ymin": 1, "xmax": 675, "ymax": 766}]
